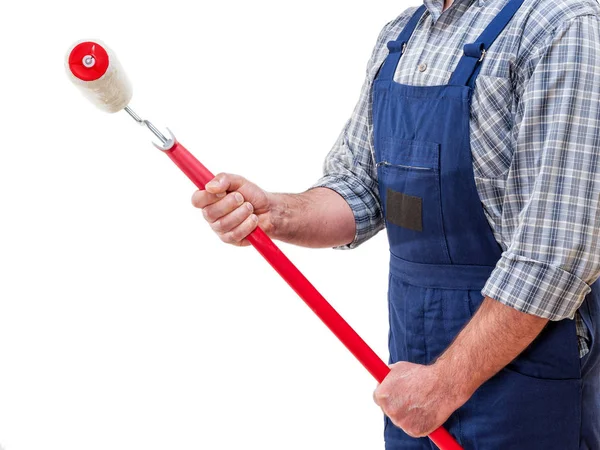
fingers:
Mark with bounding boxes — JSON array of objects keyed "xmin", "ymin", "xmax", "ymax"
[
  {"xmin": 372, "ymin": 362, "xmax": 450, "ymax": 438},
  {"xmin": 219, "ymin": 213, "xmax": 259, "ymax": 246},
  {"xmin": 211, "ymin": 202, "xmax": 254, "ymax": 234},
  {"xmin": 192, "ymin": 173, "xmax": 262, "ymax": 246},
  {"xmin": 373, "ymin": 385, "xmax": 384, "ymax": 407},
  {"xmin": 191, "ymin": 189, "xmax": 226, "ymax": 209},
  {"xmin": 202, "ymin": 192, "xmax": 245, "ymax": 223},
  {"xmin": 373, "ymin": 384, "xmax": 393, "ymax": 414},
  {"xmin": 191, "ymin": 173, "xmax": 250, "ymax": 210}
]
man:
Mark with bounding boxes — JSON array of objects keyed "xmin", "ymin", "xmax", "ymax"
[{"xmin": 191, "ymin": 0, "xmax": 600, "ymax": 447}]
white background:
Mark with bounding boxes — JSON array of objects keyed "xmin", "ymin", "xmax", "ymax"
[{"xmin": 0, "ymin": 1, "xmax": 414, "ymax": 449}]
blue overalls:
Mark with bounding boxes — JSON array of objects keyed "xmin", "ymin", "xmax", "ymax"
[{"xmin": 373, "ymin": 1, "xmax": 600, "ymax": 448}]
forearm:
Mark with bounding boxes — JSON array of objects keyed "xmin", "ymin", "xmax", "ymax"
[
  {"xmin": 266, "ymin": 187, "xmax": 355, "ymax": 249},
  {"xmin": 433, "ymin": 297, "xmax": 548, "ymax": 403}
]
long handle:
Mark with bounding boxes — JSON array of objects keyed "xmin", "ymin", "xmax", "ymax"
[{"xmin": 164, "ymin": 140, "xmax": 463, "ymax": 450}]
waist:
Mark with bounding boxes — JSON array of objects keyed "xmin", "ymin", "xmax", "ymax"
[{"xmin": 389, "ymin": 252, "xmax": 496, "ymax": 290}]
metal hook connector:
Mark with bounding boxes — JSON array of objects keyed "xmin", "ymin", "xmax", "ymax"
[{"xmin": 124, "ymin": 106, "xmax": 175, "ymax": 151}]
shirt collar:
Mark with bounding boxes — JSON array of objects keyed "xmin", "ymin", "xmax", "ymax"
[{"xmin": 422, "ymin": 0, "xmax": 487, "ymax": 23}]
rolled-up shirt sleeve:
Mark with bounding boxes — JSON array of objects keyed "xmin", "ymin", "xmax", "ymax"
[
  {"xmin": 313, "ymin": 131, "xmax": 384, "ymax": 249},
  {"xmin": 311, "ymin": 16, "xmax": 413, "ymax": 249},
  {"xmin": 483, "ymin": 15, "xmax": 600, "ymax": 320}
]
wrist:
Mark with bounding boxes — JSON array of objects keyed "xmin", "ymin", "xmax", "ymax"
[
  {"xmin": 264, "ymin": 192, "xmax": 296, "ymax": 240},
  {"xmin": 431, "ymin": 354, "xmax": 480, "ymax": 409}
]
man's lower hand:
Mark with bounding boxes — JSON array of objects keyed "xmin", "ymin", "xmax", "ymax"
[{"xmin": 373, "ymin": 361, "xmax": 467, "ymax": 438}]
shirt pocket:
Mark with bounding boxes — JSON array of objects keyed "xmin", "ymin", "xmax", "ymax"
[{"xmin": 471, "ymin": 75, "xmax": 515, "ymax": 180}]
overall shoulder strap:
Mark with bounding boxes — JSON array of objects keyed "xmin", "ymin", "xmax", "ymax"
[
  {"xmin": 448, "ymin": 0, "xmax": 525, "ymax": 87},
  {"xmin": 378, "ymin": 4, "xmax": 428, "ymax": 81}
]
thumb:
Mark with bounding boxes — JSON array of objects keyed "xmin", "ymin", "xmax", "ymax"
[{"xmin": 205, "ymin": 173, "xmax": 246, "ymax": 194}]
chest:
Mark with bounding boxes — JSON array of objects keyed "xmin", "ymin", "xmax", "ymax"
[
  {"xmin": 393, "ymin": 1, "xmax": 519, "ymax": 85},
  {"xmin": 380, "ymin": 2, "xmax": 526, "ymax": 181}
]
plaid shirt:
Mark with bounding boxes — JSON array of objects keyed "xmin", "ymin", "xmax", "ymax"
[{"xmin": 313, "ymin": 0, "xmax": 600, "ymax": 356}]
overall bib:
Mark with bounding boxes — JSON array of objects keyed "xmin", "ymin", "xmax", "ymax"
[{"xmin": 373, "ymin": 2, "xmax": 600, "ymax": 448}]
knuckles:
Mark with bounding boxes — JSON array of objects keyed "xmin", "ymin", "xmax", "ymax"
[
  {"xmin": 202, "ymin": 194, "xmax": 237, "ymax": 222},
  {"xmin": 373, "ymin": 388, "xmax": 389, "ymax": 407},
  {"xmin": 202, "ymin": 207, "xmax": 215, "ymax": 222},
  {"xmin": 229, "ymin": 226, "xmax": 246, "ymax": 242},
  {"xmin": 220, "ymin": 231, "xmax": 243, "ymax": 246},
  {"xmin": 389, "ymin": 410, "xmax": 434, "ymax": 438},
  {"xmin": 191, "ymin": 191, "xmax": 207, "ymax": 209},
  {"xmin": 210, "ymin": 220, "xmax": 223, "ymax": 233},
  {"xmin": 374, "ymin": 387, "xmax": 430, "ymax": 438},
  {"xmin": 218, "ymin": 218, "xmax": 256, "ymax": 246},
  {"xmin": 219, "ymin": 233, "xmax": 234, "ymax": 244},
  {"xmin": 402, "ymin": 420, "xmax": 431, "ymax": 438}
]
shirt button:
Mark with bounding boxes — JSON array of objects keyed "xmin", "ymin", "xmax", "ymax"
[{"xmin": 418, "ymin": 63, "xmax": 428, "ymax": 72}]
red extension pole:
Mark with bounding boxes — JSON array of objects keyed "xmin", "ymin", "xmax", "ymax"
[{"xmin": 165, "ymin": 140, "xmax": 463, "ymax": 450}]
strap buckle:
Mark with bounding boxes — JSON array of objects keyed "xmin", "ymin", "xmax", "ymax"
[
  {"xmin": 463, "ymin": 42, "xmax": 487, "ymax": 62},
  {"xmin": 387, "ymin": 40, "xmax": 405, "ymax": 54}
]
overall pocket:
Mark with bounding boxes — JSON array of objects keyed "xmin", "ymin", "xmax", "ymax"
[{"xmin": 376, "ymin": 137, "xmax": 451, "ymax": 264}]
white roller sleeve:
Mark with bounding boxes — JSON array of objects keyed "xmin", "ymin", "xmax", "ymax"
[{"xmin": 65, "ymin": 40, "xmax": 132, "ymax": 113}]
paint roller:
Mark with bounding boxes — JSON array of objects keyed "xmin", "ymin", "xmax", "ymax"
[{"xmin": 65, "ymin": 40, "xmax": 463, "ymax": 450}]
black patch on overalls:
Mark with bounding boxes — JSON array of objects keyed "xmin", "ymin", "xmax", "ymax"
[{"xmin": 386, "ymin": 188, "xmax": 422, "ymax": 232}]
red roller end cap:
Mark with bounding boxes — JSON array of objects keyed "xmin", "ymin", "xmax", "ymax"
[{"xmin": 68, "ymin": 41, "xmax": 110, "ymax": 81}]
